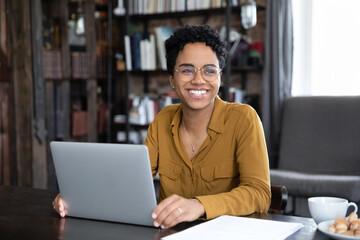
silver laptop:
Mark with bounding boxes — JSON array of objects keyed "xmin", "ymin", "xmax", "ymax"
[{"xmin": 50, "ymin": 141, "xmax": 157, "ymax": 227}]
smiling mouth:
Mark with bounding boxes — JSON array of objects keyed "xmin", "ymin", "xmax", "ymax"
[{"xmin": 188, "ymin": 89, "xmax": 207, "ymax": 96}]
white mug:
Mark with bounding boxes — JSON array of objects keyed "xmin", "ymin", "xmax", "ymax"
[{"xmin": 308, "ymin": 197, "xmax": 358, "ymax": 224}]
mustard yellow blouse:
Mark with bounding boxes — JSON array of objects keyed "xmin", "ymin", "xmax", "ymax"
[{"xmin": 144, "ymin": 96, "xmax": 271, "ymax": 219}]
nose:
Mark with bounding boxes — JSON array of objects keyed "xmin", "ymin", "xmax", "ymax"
[{"xmin": 191, "ymin": 67, "xmax": 206, "ymax": 84}]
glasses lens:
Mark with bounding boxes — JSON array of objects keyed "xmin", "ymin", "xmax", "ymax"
[
  {"xmin": 179, "ymin": 66, "xmax": 194, "ymax": 76},
  {"xmin": 176, "ymin": 66, "xmax": 221, "ymax": 81},
  {"xmin": 202, "ymin": 66, "xmax": 220, "ymax": 81}
]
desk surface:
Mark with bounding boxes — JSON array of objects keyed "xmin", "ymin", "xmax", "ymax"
[{"xmin": 0, "ymin": 185, "xmax": 331, "ymax": 240}]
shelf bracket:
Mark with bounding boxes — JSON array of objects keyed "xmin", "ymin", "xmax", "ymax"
[
  {"xmin": 202, "ymin": 13, "xmax": 210, "ymax": 25},
  {"xmin": 176, "ymin": 17, "xmax": 184, "ymax": 27}
]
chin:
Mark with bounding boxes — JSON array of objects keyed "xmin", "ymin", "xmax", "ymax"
[{"xmin": 187, "ymin": 100, "xmax": 214, "ymax": 111}]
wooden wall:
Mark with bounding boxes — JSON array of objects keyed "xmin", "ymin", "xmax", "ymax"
[
  {"xmin": 6, "ymin": 0, "xmax": 47, "ymax": 188},
  {"xmin": 0, "ymin": 0, "xmax": 14, "ymax": 186}
]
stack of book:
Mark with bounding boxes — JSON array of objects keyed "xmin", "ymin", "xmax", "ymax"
[
  {"xmin": 71, "ymin": 52, "xmax": 89, "ymax": 79},
  {"xmin": 124, "ymin": 26, "xmax": 173, "ymax": 71},
  {"xmin": 42, "ymin": 50, "xmax": 62, "ymax": 79},
  {"xmin": 96, "ymin": 55, "xmax": 108, "ymax": 78},
  {"xmin": 229, "ymin": 87, "xmax": 245, "ymax": 103},
  {"xmin": 127, "ymin": 0, "xmax": 233, "ymax": 15},
  {"xmin": 128, "ymin": 92, "xmax": 179, "ymax": 126},
  {"xmin": 72, "ymin": 111, "xmax": 88, "ymax": 137}
]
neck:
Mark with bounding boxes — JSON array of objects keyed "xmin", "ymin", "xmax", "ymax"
[
  {"xmin": 181, "ymin": 102, "xmax": 214, "ymax": 134},
  {"xmin": 181, "ymin": 105, "xmax": 213, "ymax": 156}
]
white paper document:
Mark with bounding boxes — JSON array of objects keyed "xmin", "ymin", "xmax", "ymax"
[{"xmin": 162, "ymin": 215, "xmax": 303, "ymax": 240}]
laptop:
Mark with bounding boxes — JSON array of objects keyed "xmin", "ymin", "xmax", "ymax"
[{"xmin": 50, "ymin": 141, "xmax": 157, "ymax": 227}]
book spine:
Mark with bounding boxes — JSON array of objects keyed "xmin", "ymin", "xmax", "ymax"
[{"xmin": 124, "ymin": 35, "xmax": 132, "ymax": 71}]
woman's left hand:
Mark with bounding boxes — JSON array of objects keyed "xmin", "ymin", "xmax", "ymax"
[{"xmin": 151, "ymin": 194, "xmax": 205, "ymax": 229}]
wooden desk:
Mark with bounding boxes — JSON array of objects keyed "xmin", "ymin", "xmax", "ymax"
[{"xmin": 0, "ymin": 185, "xmax": 331, "ymax": 240}]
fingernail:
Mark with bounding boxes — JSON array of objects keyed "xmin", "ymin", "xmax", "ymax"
[
  {"xmin": 161, "ymin": 225, "xmax": 166, "ymax": 229},
  {"xmin": 152, "ymin": 213, "xmax": 157, "ymax": 219},
  {"xmin": 59, "ymin": 206, "xmax": 63, "ymax": 211},
  {"xmin": 154, "ymin": 221, "xmax": 159, "ymax": 227}
]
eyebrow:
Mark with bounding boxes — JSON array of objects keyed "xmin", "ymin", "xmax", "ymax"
[{"xmin": 178, "ymin": 63, "xmax": 218, "ymax": 68}]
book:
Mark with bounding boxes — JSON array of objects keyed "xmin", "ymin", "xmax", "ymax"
[
  {"xmin": 97, "ymin": 102, "xmax": 107, "ymax": 134},
  {"xmin": 149, "ymin": 34, "xmax": 157, "ymax": 70},
  {"xmin": 42, "ymin": 50, "xmax": 62, "ymax": 79},
  {"xmin": 140, "ymin": 39, "xmax": 146, "ymax": 70},
  {"xmin": 54, "ymin": 85, "xmax": 65, "ymax": 139},
  {"xmin": 124, "ymin": 35, "xmax": 132, "ymax": 70},
  {"xmin": 154, "ymin": 26, "xmax": 174, "ymax": 70},
  {"xmin": 229, "ymin": 87, "xmax": 245, "ymax": 103},
  {"xmin": 131, "ymin": 32, "xmax": 142, "ymax": 70},
  {"xmin": 72, "ymin": 110, "xmax": 88, "ymax": 137},
  {"xmin": 71, "ymin": 52, "xmax": 89, "ymax": 78}
]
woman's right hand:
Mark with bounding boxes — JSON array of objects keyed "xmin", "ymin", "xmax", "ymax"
[{"xmin": 52, "ymin": 194, "xmax": 66, "ymax": 217}]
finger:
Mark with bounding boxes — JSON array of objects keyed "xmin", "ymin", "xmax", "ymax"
[
  {"xmin": 58, "ymin": 198, "xmax": 66, "ymax": 217},
  {"xmin": 53, "ymin": 194, "xmax": 60, "ymax": 213},
  {"xmin": 161, "ymin": 199, "xmax": 205, "ymax": 229},
  {"xmin": 155, "ymin": 199, "xmax": 184, "ymax": 228},
  {"xmin": 53, "ymin": 194, "xmax": 66, "ymax": 217},
  {"xmin": 160, "ymin": 207, "xmax": 184, "ymax": 229},
  {"xmin": 152, "ymin": 197, "xmax": 180, "ymax": 227},
  {"xmin": 152, "ymin": 194, "xmax": 178, "ymax": 219}
]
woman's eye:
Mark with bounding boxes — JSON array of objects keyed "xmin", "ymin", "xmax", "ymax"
[
  {"xmin": 181, "ymin": 68, "xmax": 193, "ymax": 74},
  {"xmin": 204, "ymin": 68, "xmax": 216, "ymax": 75}
]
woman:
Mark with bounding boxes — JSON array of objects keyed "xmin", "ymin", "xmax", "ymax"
[{"xmin": 53, "ymin": 25, "xmax": 271, "ymax": 229}]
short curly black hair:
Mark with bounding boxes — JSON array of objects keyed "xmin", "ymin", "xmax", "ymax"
[{"xmin": 165, "ymin": 25, "xmax": 228, "ymax": 76}]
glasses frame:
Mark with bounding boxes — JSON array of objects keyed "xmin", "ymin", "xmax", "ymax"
[{"xmin": 174, "ymin": 65, "xmax": 222, "ymax": 82}]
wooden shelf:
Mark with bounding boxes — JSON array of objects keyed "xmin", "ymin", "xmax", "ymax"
[
  {"xmin": 114, "ymin": 6, "xmax": 265, "ymax": 21},
  {"xmin": 110, "ymin": 0, "xmax": 266, "ymax": 143},
  {"xmin": 231, "ymin": 65, "xmax": 263, "ymax": 72},
  {"xmin": 116, "ymin": 69, "xmax": 168, "ymax": 74}
]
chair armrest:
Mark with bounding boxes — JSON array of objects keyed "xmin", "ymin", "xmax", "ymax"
[
  {"xmin": 269, "ymin": 185, "xmax": 288, "ymax": 213},
  {"xmin": 270, "ymin": 169, "xmax": 360, "ymax": 201}
]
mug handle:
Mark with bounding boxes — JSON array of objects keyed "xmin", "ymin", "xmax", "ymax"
[{"xmin": 348, "ymin": 202, "xmax": 358, "ymax": 214}]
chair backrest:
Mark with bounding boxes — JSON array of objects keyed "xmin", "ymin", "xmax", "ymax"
[
  {"xmin": 278, "ymin": 96, "xmax": 360, "ymax": 175},
  {"xmin": 269, "ymin": 185, "xmax": 288, "ymax": 213}
]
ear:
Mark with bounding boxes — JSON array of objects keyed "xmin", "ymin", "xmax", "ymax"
[{"xmin": 169, "ymin": 75, "xmax": 175, "ymax": 89}]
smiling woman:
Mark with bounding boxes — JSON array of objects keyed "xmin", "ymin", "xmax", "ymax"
[
  {"xmin": 169, "ymin": 42, "xmax": 221, "ymax": 112},
  {"xmin": 145, "ymin": 25, "xmax": 271, "ymax": 228},
  {"xmin": 53, "ymin": 25, "xmax": 271, "ymax": 230}
]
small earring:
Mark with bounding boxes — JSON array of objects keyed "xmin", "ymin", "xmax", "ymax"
[{"xmin": 172, "ymin": 86, "xmax": 175, "ymax": 89}]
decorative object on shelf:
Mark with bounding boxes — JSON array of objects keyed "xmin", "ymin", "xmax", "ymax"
[
  {"xmin": 115, "ymin": 52, "xmax": 125, "ymax": 71},
  {"xmin": 113, "ymin": 0, "xmax": 125, "ymax": 16},
  {"xmin": 219, "ymin": 26, "xmax": 241, "ymax": 42},
  {"xmin": 75, "ymin": 0, "xmax": 85, "ymax": 36},
  {"xmin": 241, "ymin": 0, "xmax": 257, "ymax": 29}
]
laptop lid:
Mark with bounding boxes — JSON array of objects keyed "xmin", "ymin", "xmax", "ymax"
[{"xmin": 50, "ymin": 141, "xmax": 157, "ymax": 227}]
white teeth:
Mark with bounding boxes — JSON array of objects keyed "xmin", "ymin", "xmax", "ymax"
[{"xmin": 189, "ymin": 90, "xmax": 206, "ymax": 96}]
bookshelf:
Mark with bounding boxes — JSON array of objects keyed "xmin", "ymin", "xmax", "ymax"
[
  {"xmin": 40, "ymin": 0, "xmax": 110, "ymax": 188},
  {"xmin": 110, "ymin": 0, "xmax": 266, "ymax": 143},
  {"xmin": 41, "ymin": 0, "xmax": 112, "ymax": 143},
  {"xmin": 2, "ymin": 0, "xmax": 265, "ymax": 188},
  {"xmin": 2, "ymin": 0, "xmax": 111, "ymax": 188}
]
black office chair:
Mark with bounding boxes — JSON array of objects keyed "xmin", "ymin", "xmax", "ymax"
[{"xmin": 269, "ymin": 185, "xmax": 288, "ymax": 214}]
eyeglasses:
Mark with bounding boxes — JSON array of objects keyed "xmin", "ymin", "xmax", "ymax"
[{"xmin": 174, "ymin": 65, "xmax": 222, "ymax": 82}]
